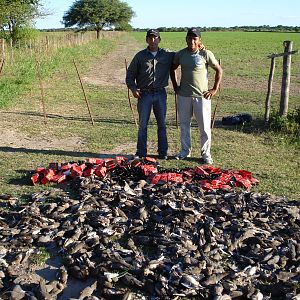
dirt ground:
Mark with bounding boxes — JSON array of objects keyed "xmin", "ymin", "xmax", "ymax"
[
  {"xmin": 1, "ymin": 34, "xmax": 298, "ymax": 153},
  {"xmin": 0, "ymin": 34, "xmax": 141, "ymax": 154},
  {"xmin": 0, "ymin": 34, "xmax": 144, "ymax": 300},
  {"xmin": 1, "ymin": 33, "xmax": 299, "ymax": 299}
]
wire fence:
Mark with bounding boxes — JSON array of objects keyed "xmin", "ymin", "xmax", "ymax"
[{"xmin": 0, "ymin": 30, "xmax": 120, "ymax": 66}]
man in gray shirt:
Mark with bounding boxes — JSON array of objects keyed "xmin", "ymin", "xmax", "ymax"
[{"xmin": 126, "ymin": 29, "xmax": 175, "ymax": 159}]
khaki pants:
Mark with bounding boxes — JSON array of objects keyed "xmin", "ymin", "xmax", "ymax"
[{"xmin": 177, "ymin": 95, "xmax": 212, "ymax": 159}]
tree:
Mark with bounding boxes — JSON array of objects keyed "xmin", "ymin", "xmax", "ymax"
[
  {"xmin": 62, "ymin": 0, "xmax": 135, "ymax": 38},
  {"xmin": 0, "ymin": 0, "xmax": 43, "ymax": 46},
  {"xmin": 115, "ymin": 22, "xmax": 133, "ymax": 31}
]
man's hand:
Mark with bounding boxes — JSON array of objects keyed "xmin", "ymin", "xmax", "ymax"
[
  {"xmin": 203, "ymin": 89, "xmax": 217, "ymax": 100},
  {"xmin": 173, "ymin": 85, "xmax": 179, "ymax": 94},
  {"xmin": 132, "ymin": 89, "xmax": 141, "ymax": 99},
  {"xmin": 205, "ymin": 63, "xmax": 222, "ymax": 100}
]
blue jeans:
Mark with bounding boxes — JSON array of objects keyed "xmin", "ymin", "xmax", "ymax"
[{"xmin": 136, "ymin": 89, "xmax": 168, "ymax": 157}]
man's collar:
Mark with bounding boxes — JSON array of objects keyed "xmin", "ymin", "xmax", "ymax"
[
  {"xmin": 187, "ymin": 45, "xmax": 206, "ymax": 54},
  {"xmin": 147, "ymin": 47, "xmax": 160, "ymax": 53}
]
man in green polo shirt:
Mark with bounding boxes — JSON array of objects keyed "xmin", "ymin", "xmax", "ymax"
[{"xmin": 172, "ymin": 28, "xmax": 223, "ymax": 164}]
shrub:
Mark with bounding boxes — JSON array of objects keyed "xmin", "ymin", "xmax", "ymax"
[{"xmin": 268, "ymin": 108, "xmax": 300, "ymax": 142}]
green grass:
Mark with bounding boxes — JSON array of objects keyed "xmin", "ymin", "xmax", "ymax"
[
  {"xmin": 0, "ymin": 36, "xmax": 112, "ymax": 108},
  {"xmin": 0, "ymin": 31, "xmax": 299, "ymax": 201},
  {"xmin": 30, "ymin": 247, "xmax": 51, "ymax": 265},
  {"xmin": 158, "ymin": 31, "xmax": 300, "ymax": 79}
]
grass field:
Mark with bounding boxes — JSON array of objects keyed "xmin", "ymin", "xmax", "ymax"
[{"xmin": 0, "ymin": 31, "xmax": 299, "ymax": 200}]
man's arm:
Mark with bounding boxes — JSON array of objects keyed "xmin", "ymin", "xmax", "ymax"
[
  {"xmin": 203, "ymin": 63, "xmax": 223, "ymax": 99},
  {"xmin": 126, "ymin": 56, "xmax": 141, "ymax": 98},
  {"xmin": 170, "ymin": 63, "xmax": 179, "ymax": 93}
]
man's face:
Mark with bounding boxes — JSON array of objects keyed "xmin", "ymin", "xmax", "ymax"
[
  {"xmin": 186, "ymin": 35, "xmax": 201, "ymax": 52},
  {"xmin": 146, "ymin": 34, "xmax": 160, "ymax": 48}
]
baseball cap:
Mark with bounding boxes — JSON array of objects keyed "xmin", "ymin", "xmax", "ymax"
[
  {"xmin": 146, "ymin": 29, "xmax": 160, "ymax": 38},
  {"xmin": 186, "ymin": 28, "xmax": 201, "ymax": 37}
]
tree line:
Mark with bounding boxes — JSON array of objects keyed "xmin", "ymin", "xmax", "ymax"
[
  {"xmin": 40, "ymin": 25, "xmax": 300, "ymax": 34},
  {"xmin": 0, "ymin": 0, "xmax": 298, "ymax": 48},
  {"xmin": 138, "ymin": 25, "xmax": 300, "ymax": 33},
  {"xmin": 0, "ymin": 0, "xmax": 134, "ymax": 46}
]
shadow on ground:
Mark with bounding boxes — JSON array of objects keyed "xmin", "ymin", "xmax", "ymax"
[
  {"xmin": 211, "ymin": 118, "xmax": 266, "ymax": 134},
  {"xmin": 35, "ymin": 246, "xmax": 97, "ymax": 300},
  {"xmin": 1, "ymin": 110, "xmax": 136, "ymax": 125},
  {"xmin": 0, "ymin": 146, "xmax": 133, "ymax": 159}
]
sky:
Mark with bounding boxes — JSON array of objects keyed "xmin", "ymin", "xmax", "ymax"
[{"xmin": 35, "ymin": 0, "xmax": 300, "ymax": 30}]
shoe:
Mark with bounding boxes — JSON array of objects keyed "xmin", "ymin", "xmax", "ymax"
[
  {"xmin": 133, "ymin": 154, "xmax": 145, "ymax": 160},
  {"xmin": 199, "ymin": 157, "xmax": 213, "ymax": 164},
  {"xmin": 175, "ymin": 151, "xmax": 191, "ymax": 160},
  {"xmin": 158, "ymin": 154, "xmax": 168, "ymax": 160},
  {"xmin": 133, "ymin": 152, "xmax": 147, "ymax": 160}
]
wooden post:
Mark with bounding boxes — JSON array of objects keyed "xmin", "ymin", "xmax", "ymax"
[
  {"xmin": 264, "ymin": 56, "xmax": 276, "ymax": 124},
  {"xmin": 0, "ymin": 58, "xmax": 5, "ymax": 77},
  {"xmin": 124, "ymin": 58, "xmax": 138, "ymax": 127},
  {"xmin": 211, "ymin": 58, "xmax": 222, "ymax": 129},
  {"xmin": 279, "ymin": 41, "xmax": 292, "ymax": 117},
  {"xmin": 1, "ymin": 39, "xmax": 5, "ymax": 60},
  {"xmin": 9, "ymin": 38, "xmax": 13, "ymax": 63},
  {"xmin": 0, "ymin": 39, "xmax": 5, "ymax": 74},
  {"xmin": 45, "ymin": 36, "xmax": 49, "ymax": 53},
  {"xmin": 36, "ymin": 59, "xmax": 47, "ymax": 124},
  {"xmin": 29, "ymin": 39, "xmax": 32, "ymax": 57},
  {"xmin": 174, "ymin": 93, "xmax": 178, "ymax": 129},
  {"xmin": 265, "ymin": 47, "xmax": 298, "ymax": 122},
  {"xmin": 73, "ymin": 59, "xmax": 95, "ymax": 126}
]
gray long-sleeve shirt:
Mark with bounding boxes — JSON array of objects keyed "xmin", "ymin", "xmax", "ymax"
[{"xmin": 126, "ymin": 48, "xmax": 174, "ymax": 92}]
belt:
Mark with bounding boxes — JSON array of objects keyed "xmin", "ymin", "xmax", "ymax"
[{"xmin": 140, "ymin": 88, "xmax": 165, "ymax": 93}]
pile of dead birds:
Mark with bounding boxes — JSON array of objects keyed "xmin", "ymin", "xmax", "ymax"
[{"xmin": 0, "ymin": 157, "xmax": 299, "ymax": 299}]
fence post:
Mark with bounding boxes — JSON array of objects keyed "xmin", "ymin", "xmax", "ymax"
[
  {"xmin": 29, "ymin": 39, "xmax": 32, "ymax": 57},
  {"xmin": 264, "ymin": 56, "xmax": 276, "ymax": 125},
  {"xmin": 279, "ymin": 41, "xmax": 292, "ymax": 117},
  {"xmin": 9, "ymin": 38, "xmax": 13, "ymax": 63},
  {"xmin": 36, "ymin": 58, "xmax": 47, "ymax": 124},
  {"xmin": 1, "ymin": 39, "xmax": 5, "ymax": 60},
  {"xmin": 45, "ymin": 36, "xmax": 49, "ymax": 53}
]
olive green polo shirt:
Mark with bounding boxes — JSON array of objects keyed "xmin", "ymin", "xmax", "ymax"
[
  {"xmin": 126, "ymin": 48, "xmax": 175, "ymax": 92},
  {"xmin": 173, "ymin": 47, "xmax": 218, "ymax": 97}
]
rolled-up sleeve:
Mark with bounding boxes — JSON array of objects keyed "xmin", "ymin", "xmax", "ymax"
[
  {"xmin": 126, "ymin": 49, "xmax": 175, "ymax": 91},
  {"xmin": 173, "ymin": 51, "xmax": 180, "ymax": 66},
  {"xmin": 126, "ymin": 55, "xmax": 138, "ymax": 92}
]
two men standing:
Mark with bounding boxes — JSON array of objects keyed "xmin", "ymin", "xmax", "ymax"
[{"xmin": 126, "ymin": 28, "xmax": 223, "ymax": 164}]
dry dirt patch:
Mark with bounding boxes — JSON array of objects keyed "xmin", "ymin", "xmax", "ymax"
[
  {"xmin": 0, "ymin": 123, "xmax": 86, "ymax": 151},
  {"xmin": 0, "ymin": 34, "xmax": 142, "ymax": 152},
  {"xmin": 82, "ymin": 34, "xmax": 141, "ymax": 87}
]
